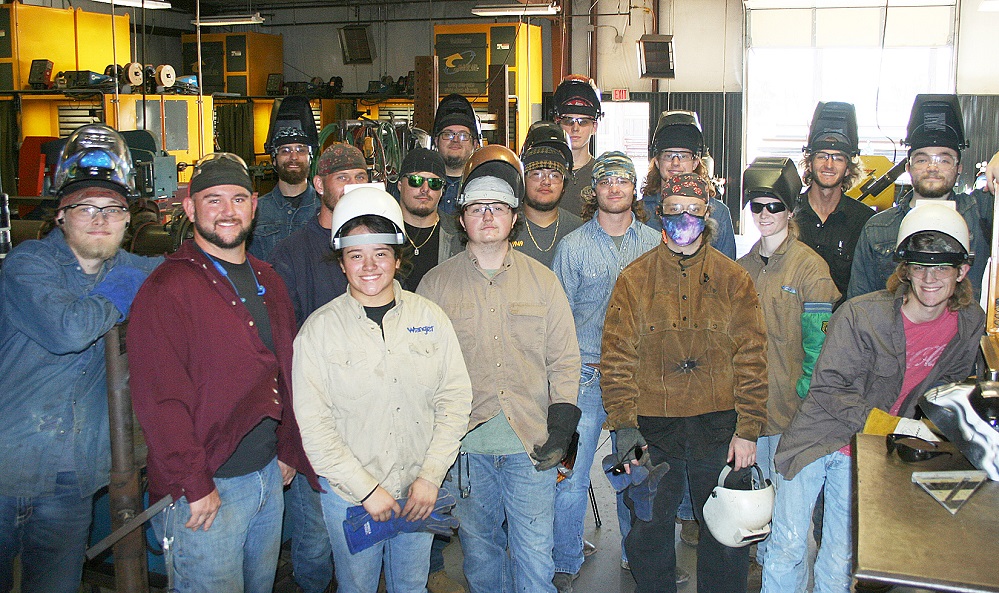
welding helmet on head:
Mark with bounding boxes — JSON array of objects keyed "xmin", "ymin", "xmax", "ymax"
[
  {"xmin": 458, "ymin": 145, "xmax": 525, "ymax": 208},
  {"xmin": 54, "ymin": 123, "xmax": 136, "ymax": 202},
  {"xmin": 651, "ymin": 110, "xmax": 704, "ymax": 159},
  {"xmin": 894, "ymin": 203, "xmax": 971, "ymax": 266}
]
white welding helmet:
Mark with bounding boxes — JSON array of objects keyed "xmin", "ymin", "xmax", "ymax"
[
  {"xmin": 920, "ymin": 381, "xmax": 999, "ymax": 481},
  {"xmin": 330, "ymin": 186, "xmax": 406, "ymax": 250},
  {"xmin": 894, "ymin": 203, "xmax": 971, "ymax": 265},
  {"xmin": 702, "ymin": 464, "xmax": 775, "ymax": 548}
]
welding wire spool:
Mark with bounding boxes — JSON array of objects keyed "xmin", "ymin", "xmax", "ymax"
[
  {"xmin": 124, "ymin": 62, "xmax": 144, "ymax": 86},
  {"xmin": 155, "ymin": 65, "xmax": 176, "ymax": 88}
]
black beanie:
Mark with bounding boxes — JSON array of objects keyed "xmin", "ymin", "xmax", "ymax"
[
  {"xmin": 189, "ymin": 156, "xmax": 253, "ymax": 196},
  {"xmin": 400, "ymin": 147, "xmax": 447, "ymax": 179}
]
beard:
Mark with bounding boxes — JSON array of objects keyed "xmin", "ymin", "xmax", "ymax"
[
  {"xmin": 195, "ymin": 218, "xmax": 252, "ymax": 249},
  {"xmin": 276, "ymin": 161, "xmax": 309, "ymax": 185},
  {"xmin": 404, "ymin": 201, "xmax": 436, "ymax": 218},
  {"xmin": 443, "ymin": 154, "xmax": 465, "ymax": 171},
  {"xmin": 524, "ymin": 193, "xmax": 560, "ymax": 212},
  {"xmin": 812, "ymin": 171, "xmax": 845, "ymax": 190},
  {"xmin": 913, "ymin": 174, "xmax": 955, "ymax": 199}
]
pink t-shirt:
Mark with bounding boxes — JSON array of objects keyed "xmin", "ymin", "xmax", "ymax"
[{"xmin": 838, "ymin": 307, "xmax": 958, "ymax": 457}]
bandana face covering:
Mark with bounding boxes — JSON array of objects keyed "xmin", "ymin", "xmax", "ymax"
[{"xmin": 662, "ymin": 212, "xmax": 706, "ymax": 246}]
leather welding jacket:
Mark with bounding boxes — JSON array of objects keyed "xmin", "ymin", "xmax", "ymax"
[
  {"xmin": 738, "ymin": 235, "xmax": 840, "ymax": 435},
  {"xmin": 417, "ymin": 247, "xmax": 581, "ymax": 453},
  {"xmin": 129, "ymin": 240, "xmax": 318, "ymax": 504},
  {"xmin": 0, "ymin": 229, "xmax": 160, "ymax": 498},
  {"xmin": 601, "ymin": 241, "xmax": 768, "ymax": 441},
  {"xmin": 292, "ymin": 281, "xmax": 472, "ymax": 503},
  {"xmin": 775, "ymin": 288, "xmax": 985, "ymax": 480}
]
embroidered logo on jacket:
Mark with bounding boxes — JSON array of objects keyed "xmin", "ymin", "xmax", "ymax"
[{"xmin": 407, "ymin": 325, "xmax": 435, "ymax": 334}]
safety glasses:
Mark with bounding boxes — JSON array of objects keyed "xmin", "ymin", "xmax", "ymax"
[
  {"xmin": 886, "ymin": 433, "xmax": 952, "ymax": 462},
  {"xmin": 406, "ymin": 174, "xmax": 445, "ymax": 191},
  {"xmin": 749, "ymin": 201, "xmax": 788, "ymax": 215}
]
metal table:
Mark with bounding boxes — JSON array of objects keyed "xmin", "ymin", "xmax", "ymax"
[{"xmin": 853, "ymin": 433, "xmax": 999, "ymax": 592}]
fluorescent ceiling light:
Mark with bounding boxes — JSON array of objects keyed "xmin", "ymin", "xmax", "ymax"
[
  {"xmin": 744, "ymin": 0, "xmax": 954, "ymax": 7},
  {"xmin": 192, "ymin": 12, "xmax": 265, "ymax": 26},
  {"xmin": 980, "ymin": 0, "xmax": 999, "ymax": 10},
  {"xmin": 471, "ymin": 2, "xmax": 559, "ymax": 17},
  {"xmin": 92, "ymin": 0, "xmax": 172, "ymax": 9}
]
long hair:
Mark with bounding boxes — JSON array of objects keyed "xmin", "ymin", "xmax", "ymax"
[
  {"xmin": 886, "ymin": 262, "xmax": 973, "ymax": 311},
  {"xmin": 800, "ymin": 152, "xmax": 864, "ymax": 191},
  {"xmin": 580, "ymin": 185, "xmax": 648, "ymax": 222},
  {"xmin": 641, "ymin": 157, "xmax": 717, "ymax": 199}
]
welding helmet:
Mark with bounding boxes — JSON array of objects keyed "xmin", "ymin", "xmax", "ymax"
[
  {"xmin": 920, "ymin": 381, "xmax": 999, "ymax": 481},
  {"xmin": 330, "ymin": 186, "xmax": 406, "ymax": 250},
  {"xmin": 54, "ymin": 123, "xmax": 136, "ymax": 202},
  {"xmin": 651, "ymin": 110, "xmax": 704, "ymax": 158},
  {"xmin": 702, "ymin": 464, "xmax": 775, "ymax": 548},
  {"xmin": 458, "ymin": 145, "xmax": 525, "ymax": 208},
  {"xmin": 894, "ymin": 203, "xmax": 971, "ymax": 266}
]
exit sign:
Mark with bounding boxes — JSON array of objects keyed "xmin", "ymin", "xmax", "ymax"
[{"xmin": 612, "ymin": 89, "xmax": 630, "ymax": 101}]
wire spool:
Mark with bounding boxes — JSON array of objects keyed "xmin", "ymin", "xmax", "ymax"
[
  {"xmin": 124, "ymin": 62, "xmax": 144, "ymax": 87},
  {"xmin": 155, "ymin": 65, "xmax": 176, "ymax": 88}
]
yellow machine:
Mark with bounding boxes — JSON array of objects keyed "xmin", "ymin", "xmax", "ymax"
[
  {"xmin": 847, "ymin": 154, "xmax": 898, "ymax": 212},
  {"xmin": 433, "ymin": 22, "xmax": 542, "ymax": 148}
]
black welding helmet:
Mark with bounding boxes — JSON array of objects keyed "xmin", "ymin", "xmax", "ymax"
[
  {"xmin": 552, "ymin": 75, "xmax": 603, "ymax": 120},
  {"xmin": 805, "ymin": 101, "xmax": 859, "ymax": 156},
  {"xmin": 651, "ymin": 110, "xmax": 704, "ymax": 158},
  {"xmin": 433, "ymin": 93, "xmax": 481, "ymax": 141},
  {"xmin": 903, "ymin": 94, "xmax": 968, "ymax": 156},
  {"xmin": 742, "ymin": 157, "xmax": 802, "ymax": 209},
  {"xmin": 521, "ymin": 121, "xmax": 573, "ymax": 175}
]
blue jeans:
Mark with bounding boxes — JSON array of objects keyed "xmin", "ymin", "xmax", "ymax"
[
  {"xmin": 0, "ymin": 472, "xmax": 93, "ymax": 593},
  {"xmin": 610, "ymin": 431, "xmax": 631, "ymax": 563},
  {"xmin": 754, "ymin": 434, "xmax": 781, "ymax": 567},
  {"xmin": 628, "ymin": 412, "xmax": 750, "ymax": 593},
  {"xmin": 153, "ymin": 457, "xmax": 284, "ymax": 593},
  {"xmin": 452, "ymin": 452, "xmax": 557, "ymax": 593},
  {"xmin": 761, "ymin": 451, "xmax": 852, "ymax": 593},
  {"xmin": 319, "ymin": 480, "xmax": 432, "ymax": 593},
  {"xmin": 285, "ymin": 472, "xmax": 333, "ymax": 593},
  {"xmin": 553, "ymin": 365, "xmax": 605, "ymax": 574}
]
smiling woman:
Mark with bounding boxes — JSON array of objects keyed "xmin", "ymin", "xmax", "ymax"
[{"xmin": 292, "ymin": 185, "xmax": 472, "ymax": 593}]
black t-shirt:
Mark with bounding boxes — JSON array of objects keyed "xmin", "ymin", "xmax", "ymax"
[
  {"xmin": 403, "ymin": 222, "xmax": 441, "ymax": 291},
  {"xmin": 794, "ymin": 193, "xmax": 874, "ymax": 298},
  {"xmin": 213, "ymin": 256, "xmax": 278, "ymax": 479},
  {"xmin": 364, "ymin": 301, "xmax": 395, "ymax": 334}
]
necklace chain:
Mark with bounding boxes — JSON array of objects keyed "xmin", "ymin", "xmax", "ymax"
[
  {"xmin": 526, "ymin": 214, "xmax": 560, "ymax": 252},
  {"xmin": 407, "ymin": 220, "xmax": 438, "ymax": 255}
]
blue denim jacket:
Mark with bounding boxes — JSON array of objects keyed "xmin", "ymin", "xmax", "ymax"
[
  {"xmin": 248, "ymin": 184, "xmax": 320, "ymax": 261},
  {"xmin": 0, "ymin": 230, "xmax": 161, "ymax": 497},
  {"xmin": 847, "ymin": 188, "xmax": 993, "ymax": 300}
]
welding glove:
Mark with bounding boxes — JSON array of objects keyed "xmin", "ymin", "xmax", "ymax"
[
  {"xmin": 626, "ymin": 458, "xmax": 671, "ymax": 522},
  {"xmin": 532, "ymin": 403, "xmax": 582, "ymax": 471},
  {"xmin": 91, "ymin": 265, "xmax": 150, "ymax": 321},
  {"xmin": 614, "ymin": 427, "xmax": 647, "ymax": 465},
  {"xmin": 343, "ymin": 488, "xmax": 459, "ymax": 554},
  {"xmin": 796, "ymin": 302, "xmax": 833, "ymax": 399}
]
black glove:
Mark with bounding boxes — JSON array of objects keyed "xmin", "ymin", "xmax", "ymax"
[
  {"xmin": 532, "ymin": 403, "xmax": 582, "ymax": 471},
  {"xmin": 614, "ymin": 427, "xmax": 646, "ymax": 464}
]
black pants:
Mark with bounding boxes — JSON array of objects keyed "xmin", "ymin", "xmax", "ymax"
[{"xmin": 625, "ymin": 411, "xmax": 750, "ymax": 593}]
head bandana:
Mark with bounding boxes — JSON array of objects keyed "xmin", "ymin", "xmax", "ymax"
[{"xmin": 661, "ymin": 173, "xmax": 709, "ymax": 246}]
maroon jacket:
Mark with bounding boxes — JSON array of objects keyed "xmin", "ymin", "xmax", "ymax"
[{"xmin": 129, "ymin": 240, "xmax": 318, "ymax": 504}]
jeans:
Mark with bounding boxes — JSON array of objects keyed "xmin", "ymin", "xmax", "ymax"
[
  {"xmin": 452, "ymin": 452, "xmax": 557, "ymax": 593},
  {"xmin": 0, "ymin": 472, "xmax": 93, "ymax": 593},
  {"xmin": 153, "ymin": 457, "xmax": 284, "ymax": 593},
  {"xmin": 754, "ymin": 434, "xmax": 781, "ymax": 567},
  {"xmin": 285, "ymin": 472, "xmax": 333, "ymax": 593},
  {"xmin": 429, "ymin": 534, "xmax": 449, "ymax": 573},
  {"xmin": 319, "ymin": 481, "xmax": 432, "ymax": 593},
  {"xmin": 627, "ymin": 412, "xmax": 750, "ymax": 593},
  {"xmin": 610, "ymin": 431, "xmax": 631, "ymax": 563},
  {"xmin": 553, "ymin": 365, "xmax": 606, "ymax": 574},
  {"xmin": 761, "ymin": 451, "xmax": 852, "ymax": 593}
]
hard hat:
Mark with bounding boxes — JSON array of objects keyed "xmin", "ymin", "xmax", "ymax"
[
  {"xmin": 53, "ymin": 124, "xmax": 136, "ymax": 202},
  {"xmin": 552, "ymin": 75, "xmax": 603, "ymax": 120},
  {"xmin": 650, "ymin": 110, "xmax": 704, "ymax": 158},
  {"xmin": 458, "ymin": 145, "xmax": 525, "ymax": 208},
  {"xmin": 266, "ymin": 126, "xmax": 313, "ymax": 157},
  {"xmin": 894, "ymin": 203, "xmax": 971, "ymax": 265},
  {"xmin": 743, "ymin": 157, "xmax": 802, "ymax": 209},
  {"xmin": 520, "ymin": 121, "xmax": 572, "ymax": 174},
  {"xmin": 330, "ymin": 186, "xmax": 406, "ymax": 250},
  {"xmin": 433, "ymin": 93, "xmax": 481, "ymax": 140},
  {"xmin": 920, "ymin": 381, "xmax": 999, "ymax": 481},
  {"xmin": 805, "ymin": 101, "xmax": 859, "ymax": 156},
  {"xmin": 702, "ymin": 464, "xmax": 775, "ymax": 548}
]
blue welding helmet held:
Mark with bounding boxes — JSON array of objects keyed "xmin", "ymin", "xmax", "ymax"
[{"xmin": 53, "ymin": 124, "xmax": 136, "ymax": 202}]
